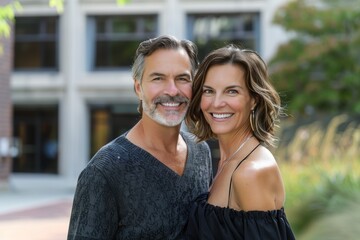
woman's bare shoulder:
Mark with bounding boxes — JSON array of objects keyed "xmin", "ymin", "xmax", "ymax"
[{"xmin": 231, "ymin": 145, "xmax": 285, "ymax": 211}]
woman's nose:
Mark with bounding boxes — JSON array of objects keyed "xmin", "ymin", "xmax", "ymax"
[{"xmin": 212, "ymin": 94, "xmax": 226, "ymax": 108}]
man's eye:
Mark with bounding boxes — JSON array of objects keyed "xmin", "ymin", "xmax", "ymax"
[{"xmin": 178, "ymin": 77, "xmax": 191, "ymax": 82}]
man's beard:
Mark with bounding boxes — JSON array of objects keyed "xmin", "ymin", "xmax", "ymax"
[{"xmin": 142, "ymin": 94, "xmax": 189, "ymax": 127}]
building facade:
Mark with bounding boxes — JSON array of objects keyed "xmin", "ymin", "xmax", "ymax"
[{"xmin": 11, "ymin": 0, "xmax": 289, "ymax": 186}]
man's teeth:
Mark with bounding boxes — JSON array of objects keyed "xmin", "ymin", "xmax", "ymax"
[
  {"xmin": 212, "ymin": 113, "xmax": 232, "ymax": 119},
  {"xmin": 161, "ymin": 102, "xmax": 180, "ymax": 107}
]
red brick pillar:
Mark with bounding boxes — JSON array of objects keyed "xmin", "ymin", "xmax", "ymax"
[{"xmin": 0, "ymin": 0, "xmax": 14, "ymax": 188}]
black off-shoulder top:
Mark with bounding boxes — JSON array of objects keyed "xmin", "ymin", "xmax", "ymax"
[{"xmin": 184, "ymin": 144, "xmax": 296, "ymax": 240}]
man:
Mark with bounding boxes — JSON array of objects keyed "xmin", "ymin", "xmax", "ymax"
[{"xmin": 67, "ymin": 35, "xmax": 213, "ymax": 240}]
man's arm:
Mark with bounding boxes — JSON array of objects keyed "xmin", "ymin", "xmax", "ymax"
[{"xmin": 67, "ymin": 165, "xmax": 118, "ymax": 240}]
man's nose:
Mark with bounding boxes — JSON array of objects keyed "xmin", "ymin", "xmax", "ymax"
[{"xmin": 164, "ymin": 79, "xmax": 180, "ymax": 96}]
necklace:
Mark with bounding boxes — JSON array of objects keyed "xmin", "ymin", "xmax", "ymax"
[
  {"xmin": 224, "ymin": 135, "xmax": 253, "ymax": 163},
  {"xmin": 210, "ymin": 135, "xmax": 254, "ymax": 190}
]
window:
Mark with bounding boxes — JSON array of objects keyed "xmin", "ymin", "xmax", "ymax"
[
  {"xmin": 89, "ymin": 15, "xmax": 158, "ymax": 70},
  {"xmin": 187, "ymin": 13, "xmax": 260, "ymax": 61},
  {"xmin": 13, "ymin": 106, "xmax": 59, "ymax": 173},
  {"xmin": 14, "ymin": 16, "xmax": 59, "ymax": 71},
  {"xmin": 90, "ymin": 104, "xmax": 139, "ymax": 157}
]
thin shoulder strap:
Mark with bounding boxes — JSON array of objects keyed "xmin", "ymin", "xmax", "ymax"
[{"xmin": 227, "ymin": 143, "xmax": 261, "ymax": 207}]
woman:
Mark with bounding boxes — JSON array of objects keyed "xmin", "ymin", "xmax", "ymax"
[{"xmin": 185, "ymin": 45, "xmax": 295, "ymax": 239}]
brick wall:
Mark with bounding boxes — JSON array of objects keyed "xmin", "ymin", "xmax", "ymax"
[
  {"xmin": 0, "ymin": 36, "xmax": 13, "ymax": 138},
  {"xmin": 0, "ymin": 1, "xmax": 14, "ymax": 183}
]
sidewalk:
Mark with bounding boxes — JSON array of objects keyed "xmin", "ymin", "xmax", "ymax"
[{"xmin": 0, "ymin": 174, "xmax": 76, "ymax": 240}]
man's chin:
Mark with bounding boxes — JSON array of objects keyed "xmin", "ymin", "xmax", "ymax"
[
  {"xmin": 156, "ymin": 115, "xmax": 186, "ymax": 127},
  {"xmin": 158, "ymin": 118, "xmax": 184, "ymax": 127},
  {"xmin": 144, "ymin": 109, "xmax": 186, "ymax": 127}
]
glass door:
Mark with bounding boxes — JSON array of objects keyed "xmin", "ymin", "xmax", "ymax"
[{"xmin": 13, "ymin": 107, "xmax": 58, "ymax": 173}]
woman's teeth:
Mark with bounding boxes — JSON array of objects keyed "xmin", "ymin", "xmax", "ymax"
[{"xmin": 212, "ymin": 113, "xmax": 232, "ymax": 119}]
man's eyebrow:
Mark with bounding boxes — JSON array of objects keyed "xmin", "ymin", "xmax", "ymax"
[
  {"xmin": 177, "ymin": 73, "xmax": 191, "ymax": 78},
  {"xmin": 149, "ymin": 72, "xmax": 165, "ymax": 77},
  {"xmin": 148, "ymin": 72, "xmax": 191, "ymax": 78}
]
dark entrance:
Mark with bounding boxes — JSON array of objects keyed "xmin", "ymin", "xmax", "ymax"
[
  {"xmin": 13, "ymin": 106, "xmax": 58, "ymax": 173},
  {"xmin": 90, "ymin": 104, "xmax": 139, "ymax": 158}
]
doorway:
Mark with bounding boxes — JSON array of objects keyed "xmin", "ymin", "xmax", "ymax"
[{"xmin": 13, "ymin": 106, "xmax": 58, "ymax": 173}]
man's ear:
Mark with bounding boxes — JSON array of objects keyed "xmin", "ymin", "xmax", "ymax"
[{"xmin": 134, "ymin": 79, "xmax": 142, "ymax": 99}]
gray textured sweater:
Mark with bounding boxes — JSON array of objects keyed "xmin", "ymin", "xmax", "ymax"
[{"xmin": 68, "ymin": 131, "xmax": 212, "ymax": 240}]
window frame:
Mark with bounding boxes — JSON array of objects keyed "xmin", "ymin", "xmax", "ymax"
[
  {"xmin": 187, "ymin": 12, "xmax": 261, "ymax": 61},
  {"xmin": 14, "ymin": 16, "xmax": 60, "ymax": 72},
  {"xmin": 88, "ymin": 14, "xmax": 158, "ymax": 71}
]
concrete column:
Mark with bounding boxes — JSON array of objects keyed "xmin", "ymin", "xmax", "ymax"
[
  {"xmin": 59, "ymin": 0, "xmax": 87, "ymax": 185},
  {"xmin": 262, "ymin": 0, "xmax": 290, "ymax": 61},
  {"xmin": 162, "ymin": 0, "xmax": 183, "ymax": 37}
]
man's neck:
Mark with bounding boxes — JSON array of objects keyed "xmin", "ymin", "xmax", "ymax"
[
  {"xmin": 126, "ymin": 116, "xmax": 188, "ymax": 176},
  {"xmin": 127, "ymin": 117, "xmax": 183, "ymax": 154}
]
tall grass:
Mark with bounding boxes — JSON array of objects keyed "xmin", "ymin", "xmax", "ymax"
[
  {"xmin": 274, "ymin": 114, "xmax": 360, "ymax": 239},
  {"xmin": 276, "ymin": 114, "xmax": 360, "ymax": 163}
]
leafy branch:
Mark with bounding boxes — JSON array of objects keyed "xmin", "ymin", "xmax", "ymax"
[
  {"xmin": 0, "ymin": 1, "xmax": 21, "ymax": 54},
  {"xmin": 269, "ymin": 0, "xmax": 360, "ymax": 115}
]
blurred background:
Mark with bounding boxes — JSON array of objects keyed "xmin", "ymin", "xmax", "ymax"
[{"xmin": 0, "ymin": 0, "xmax": 359, "ymax": 239}]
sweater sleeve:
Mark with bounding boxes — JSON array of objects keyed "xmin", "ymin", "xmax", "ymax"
[
  {"xmin": 204, "ymin": 141, "xmax": 213, "ymax": 187},
  {"xmin": 67, "ymin": 165, "xmax": 119, "ymax": 240}
]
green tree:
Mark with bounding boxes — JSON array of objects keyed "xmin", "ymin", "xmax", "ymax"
[
  {"xmin": 0, "ymin": 1, "xmax": 20, "ymax": 54},
  {"xmin": 269, "ymin": 0, "xmax": 360, "ymax": 116}
]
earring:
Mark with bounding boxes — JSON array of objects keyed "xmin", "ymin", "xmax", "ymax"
[{"xmin": 250, "ymin": 109, "xmax": 255, "ymax": 132}]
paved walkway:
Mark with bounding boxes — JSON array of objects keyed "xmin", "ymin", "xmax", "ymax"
[
  {"xmin": 0, "ymin": 175, "xmax": 76, "ymax": 240},
  {"xmin": 0, "ymin": 199, "xmax": 73, "ymax": 240}
]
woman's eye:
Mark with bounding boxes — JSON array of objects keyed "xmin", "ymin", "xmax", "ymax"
[
  {"xmin": 202, "ymin": 89, "xmax": 213, "ymax": 94},
  {"xmin": 228, "ymin": 89, "xmax": 238, "ymax": 95}
]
